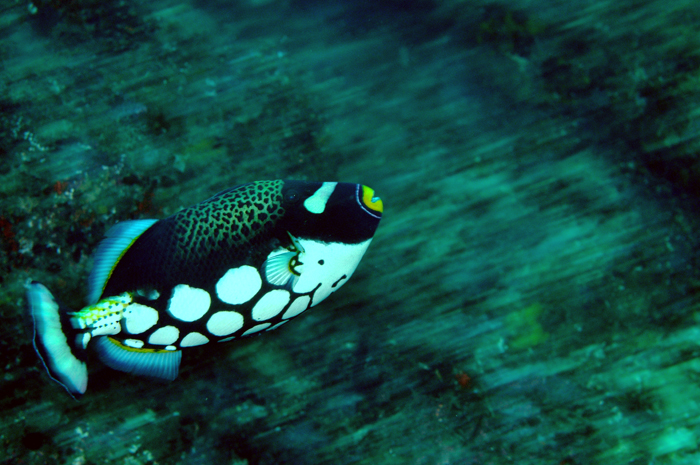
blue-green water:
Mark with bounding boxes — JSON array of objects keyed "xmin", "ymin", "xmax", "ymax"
[{"xmin": 1, "ymin": 1, "xmax": 700, "ymax": 464}]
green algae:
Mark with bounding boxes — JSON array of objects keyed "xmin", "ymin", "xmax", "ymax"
[{"xmin": 505, "ymin": 303, "xmax": 549, "ymax": 351}]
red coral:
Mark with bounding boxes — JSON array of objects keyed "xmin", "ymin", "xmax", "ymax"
[
  {"xmin": 0, "ymin": 216, "xmax": 18, "ymax": 253},
  {"xmin": 0, "ymin": 215, "xmax": 23, "ymax": 269}
]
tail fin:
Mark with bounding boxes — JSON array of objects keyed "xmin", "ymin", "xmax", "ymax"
[{"xmin": 26, "ymin": 281, "xmax": 88, "ymax": 397}]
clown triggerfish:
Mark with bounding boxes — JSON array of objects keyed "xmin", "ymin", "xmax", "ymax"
[{"xmin": 27, "ymin": 180, "xmax": 383, "ymax": 396}]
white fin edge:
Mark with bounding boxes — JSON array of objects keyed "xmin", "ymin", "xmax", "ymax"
[
  {"xmin": 93, "ymin": 337, "xmax": 181, "ymax": 381},
  {"xmin": 87, "ymin": 219, "xmax": 158, "ymax": 304},
  {"xmin": 27, "ymin": 281, "xmax": 88, "ymax": 396}
]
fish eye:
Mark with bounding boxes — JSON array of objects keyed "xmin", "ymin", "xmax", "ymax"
[{"xmin": 285, "ymin": 190, "xmax": 300, "ymax": 202}]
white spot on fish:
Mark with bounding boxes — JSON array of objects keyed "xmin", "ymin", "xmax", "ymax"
[
  {"xmin": 123, "ymin": 304, "xmax": 159, "ymax": 334},
  {"xmin": 76, "ymin": 332, "xmax": 91, "ymax": 349},
  {"xmin": 167, "ymin": 284, "xmax": 211, "ymax": 322},
  {"xmin": 267, "ymin": 320, "xmax": 289, "ymax": 331},
  {"xmin": 303, "ymin": 182, "xmax": 337, "ymax": 214},
  {"xmin": 252, "ymin": 290, "xmax": 290, "ymax": 321},
  {"xmin": 216, "ymin": 265, "xmax": 262, "ymax": 304},
  {"xmin": 242, "ymin": 323, "xmax": 271, "ymax": 336},
  {"xmin": 137, "ymin": 289, "xmax": 160, "ymax": 300},
  {"xmin": 207, "ymin": 311, "xmax": 244, "ymax": 337},
  {"xmin": 148, "ymin": 326, "xmax": 180, "ymax": 345},
  {"xmin": 180, "ymin": 332, "xmax": 209, "ymax": 347},
  {"xmin": 123, "ymin": 339, "xmax": 144, "ymax": 348},
  {"xmin": 282, "ymin": 295, "xmax": 311, "ymax": 319}
]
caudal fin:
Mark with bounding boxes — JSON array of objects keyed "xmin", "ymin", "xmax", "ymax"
[{"xmin": 26, "ymin": 281, "xmax": 88, "ymax": 397}]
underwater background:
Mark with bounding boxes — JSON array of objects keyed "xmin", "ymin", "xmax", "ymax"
[{"xmin": 2, "ymin": 0, "xmax": 700, "ymax": 463}]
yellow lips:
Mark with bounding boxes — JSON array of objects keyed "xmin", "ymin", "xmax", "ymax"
[{"xmin": 361, "ymin": 185, "xmax": 383, "ymax": 214}]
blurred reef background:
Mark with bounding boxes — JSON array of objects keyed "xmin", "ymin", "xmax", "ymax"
[{"xmin": 2, "ymin": 0, "xmax": 700, "ymax": 463}]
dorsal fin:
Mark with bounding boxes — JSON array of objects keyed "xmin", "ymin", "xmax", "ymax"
[{"xmin": 87, "ymin": 219, "xmax": 158, "ymax": 304}]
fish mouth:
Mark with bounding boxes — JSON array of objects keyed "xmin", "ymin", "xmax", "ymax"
[{"xmin": 358, "ymin": 185, "xmax": 383, "ymax": 218}]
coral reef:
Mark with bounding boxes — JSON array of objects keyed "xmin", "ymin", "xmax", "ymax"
[{"xmin": 1, "ymin": 1, "xmax": 699, "ymax": 464}]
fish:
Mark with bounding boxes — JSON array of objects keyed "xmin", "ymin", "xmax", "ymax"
[{"xmin": 27, "ymin": 180, "xmax": 383, "ymax": 396}]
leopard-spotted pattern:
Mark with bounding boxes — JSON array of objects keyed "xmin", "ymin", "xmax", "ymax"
[{"xmin": 171, "ymin": 180, "xmax": 284, "ymax": 263}]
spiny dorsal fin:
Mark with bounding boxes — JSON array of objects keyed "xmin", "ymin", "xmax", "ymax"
[{"xmin": 87, "ymin": 219, "xmax": 158, "ymax": 304}]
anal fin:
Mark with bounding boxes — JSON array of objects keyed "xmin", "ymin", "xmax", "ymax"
[{"xmin": 92, "ymin": 337, "xmax": 181, "ymax": 381}]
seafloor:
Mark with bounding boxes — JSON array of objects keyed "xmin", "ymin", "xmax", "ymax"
[{"xmin": 2, "ymin": 0, "xmax": 700, "ymax": 464}]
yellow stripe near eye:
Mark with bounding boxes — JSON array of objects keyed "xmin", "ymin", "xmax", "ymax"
[{"xmin": 361, "ymin": 185, "xmax": 383, "ymax": 214}]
